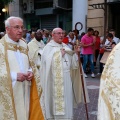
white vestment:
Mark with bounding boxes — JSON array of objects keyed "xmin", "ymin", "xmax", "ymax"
[
  {"xmin": 28, "ymin": 38, "xmax": 45, "ymax": 71},
  {"xmin": 98, "ymin": 43, "xmax": 120, "ymax": 120},
  {"xmin": 6, "ymin": 34, "xmax": 31, "ymax": 120},
  {"xmin": 40, "ymin": 40, "xmax": 89, "ymax": 120}
]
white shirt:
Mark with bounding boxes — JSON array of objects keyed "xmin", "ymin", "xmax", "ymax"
[
  {"xmin": 6, "ymin": 35, "xmax": 32, "ymax": 87},
  {"xmin": 113, "ymin": 36, "xmax": 120, "ymax": 44}
]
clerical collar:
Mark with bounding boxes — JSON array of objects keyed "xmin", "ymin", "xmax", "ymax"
[{"xmin": 50, "ymin": 40, "xmax": 63, "ymax": 47}]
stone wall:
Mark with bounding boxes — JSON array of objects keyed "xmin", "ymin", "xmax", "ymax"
[
  {"xmin": 87, "ymin": 0, "xmax": 104, "ymax": 36},
  {"xmin": 9, "ymin": 0, "xmax": 23, "ymax": 18}
]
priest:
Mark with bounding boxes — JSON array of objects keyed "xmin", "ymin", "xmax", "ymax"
[
  {"xmin": 98, "ymin": 43, "xmax": 120, "ymax": 120},
  {"xmin": 28, "ymin": 30, "xmax": 45, "ymax": 71},
  {"xmin": 0, "ymin": 16, "xmax": 44, "ymax": 120},
  {"xmin": 40, "ymin": 28, "xmax": 89, "ymax": 120}
]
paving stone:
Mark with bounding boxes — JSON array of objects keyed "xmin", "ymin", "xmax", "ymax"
[
  {"xmin": 73, "ymin": 72, "xmax": 100, "ymax": 120},
  {"xmin": 87, "ymin": 85, "xmax": 99, "ymax": 89}
]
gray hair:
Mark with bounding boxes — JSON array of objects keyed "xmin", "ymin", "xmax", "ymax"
[{"xmin": 5, "ymin": 16, "xmax": 23, "ymax": 27}]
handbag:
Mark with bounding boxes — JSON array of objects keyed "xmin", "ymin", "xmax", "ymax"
[{"xmin": 100, "ymin": 51, "xmax": 110, "ymax": 64}]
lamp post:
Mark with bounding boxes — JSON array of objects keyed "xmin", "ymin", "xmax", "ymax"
[
  {"xmin": 2, "ymin": 8, "xmax": 7, "ymax": 20},
  {"xmin": 89, "ymin": 0, "xmax": 107, "ymax": 43},
  {"xmin": 2, "ymin": 8, "xmax": 7, "ymax": 12}
]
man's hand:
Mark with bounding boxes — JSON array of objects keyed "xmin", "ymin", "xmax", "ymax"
[
  {"xmin": 61, "ymin": 48, "xmax": 66, "ymax": 57},
  {"xmin": 89, "ymin": 42, "xmax": 94, "ymax": 46},
  {"xmin": 74, "ymin": 45, "xmax": 80, "ymax": 55},
  {"xmin": 27, "ymin": 71, "xmax": 33, "ymax": 81},
  {"xmin": 17, "ymin": 73, "xmax": 28, "ymax": 82}
]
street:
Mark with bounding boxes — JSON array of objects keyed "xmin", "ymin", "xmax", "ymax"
[{"xmin": 74, "ymin": 67, "xmax": 100, "ymax": 120}]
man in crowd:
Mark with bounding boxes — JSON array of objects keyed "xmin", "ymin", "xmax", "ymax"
[
  {"xmin": 105, "ymin": 29, "xmax": 120, "ymax": 45},
  {"xmin": 109, "ymin": 29, "xmax": 120, "ymax": 44},
  {"xmin": 67, "ymin": 31, "xmax": 76, "ymax": 50},
  {"xmin": 42, "ymin": 29, "xmax": 50, "ymax": 44},
  {"xmin": 0, "ymin": 16, "xmax": 44, "ymax": 120},
  {"xmin": 28, "ymin": 30, "xmax": 45, "ymax": 71},
  {"xmin": 26, "ymin": 30, "xmax": 31, "ymax": 43},
  {"xmin": 40, "ymin": 27, "xmax": 89, "ymax": 120},
  {"xmin": 100, "ymin": 33, "xmax": 116, "ymax": 64},
  {"xmin": 98, "ymin": 37, "xmax": 120, "ymax": 120},
  {"xmin": 81, "ymin": 27, "xmax": 95, "ymax": 78}
]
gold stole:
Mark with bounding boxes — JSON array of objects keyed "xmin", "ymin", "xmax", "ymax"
[
  {"xmin": 0, "ymin": 37, "xmax": 17, "ymax": 120},
  {"xmin": 29, "ymin": 76, "xmax": 44, "ymax": 120},
  {"xmin": 29, "ymin": 61, "xmax": 44, "ymax": 120},
  {"xmin": 6, "ymin": 39, "xmax": 30, "ymax": 120},
  {"xmin": 0, "ymin": 36, "xmax": 44, "ymax": 120},
  {"xmin": 53, "ymin": 51, "xmax": 65, "ymax": 115}
]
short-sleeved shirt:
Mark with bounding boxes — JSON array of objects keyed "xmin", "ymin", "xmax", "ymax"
[
  {"xmin": 81, "ymin": 34, "xmax": 94, "ymax": 54},
  {"xmin": 105, "ymin": 40, "xmax": 116, "ymax": 51}
]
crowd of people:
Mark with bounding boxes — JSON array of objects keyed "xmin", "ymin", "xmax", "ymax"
[
  {"xmin": 17, "ymin": 25, "xmax": 119, "ymax": 79},
  {"xmin": 0, "ymin": 16, "xmax": 90, "ymax": 120},
  {"xmin": 0, "ymin": 16, "xmax": 120, "ymax": 120}
]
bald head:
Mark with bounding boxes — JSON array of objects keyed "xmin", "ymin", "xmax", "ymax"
[
  {"xmin": 52, "ymin": 28, "xmax": 62, "ymax": 34},
  {"xmin": 52, "ymin": 28, "xmax": 64, "ymax": 44}
]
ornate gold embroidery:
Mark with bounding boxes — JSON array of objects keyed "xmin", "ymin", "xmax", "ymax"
[
  {"xmin": 0, "ymin": 38, "xmax": 16, "ymax": 120},
  {"xmin": 53, "ymin": 51, "xmax": 65, "ymax": 115},
  {"xmin": 115, "ymin": 113, "xmax": 120, "ymax": 120},
  {"xmin": 6, "ymin": 42, "xmax": 28, "ymax": 55},
  {"xmin": 101, "ymin": 91, "xmax": 114, "ymax": 120},
  {"xmin": 99, "ymin": 46, "xmax": 120, "ymax": 119},
  {"xmin": 4, "ymin": 40, "xmax": 17, "ymax": 120},
  {"xmin": 0, "ymin": 36, "xmax": 42, "ymax": 120}
]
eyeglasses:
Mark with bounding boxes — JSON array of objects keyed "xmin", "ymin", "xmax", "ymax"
[
  {"xmin": 9, "ymin": 25, "xmax": 24, "ymax": 30},
  {"xmin": 54, "ymin": 32, "xmax": 64, "ymax": 35}
]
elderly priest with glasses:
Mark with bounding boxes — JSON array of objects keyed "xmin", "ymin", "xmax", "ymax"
[
  {"xmin": 0, "ymin": 16, "xmax": 44, "ymax": 120},
  {"xmin": 40, "ymin": 27, "xmax": 89, "ymax": 120}
]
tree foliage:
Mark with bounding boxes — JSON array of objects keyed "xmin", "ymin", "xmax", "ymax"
[{"xmin": 1, "ymin": 0, "xmax": 13, "ymax": 5}]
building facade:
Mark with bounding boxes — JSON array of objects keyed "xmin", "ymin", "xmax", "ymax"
[
  {"xmin": 88, "ymin": 0, "xmax": 120, "ymax": 37},
  {"xmin": 87, "ymin": 0, "xmax": 104, "ymax": 36},
  {"xmin": 2, "ymin": 0, "xmax": 120, "ymax": 37},
  {"xmin": 8, "ymin": 0, "xmax": 72, "ymax": 32},
  {"xmin": 107, "ymin": 0, "xmax": 120, "ymax": 37}
]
